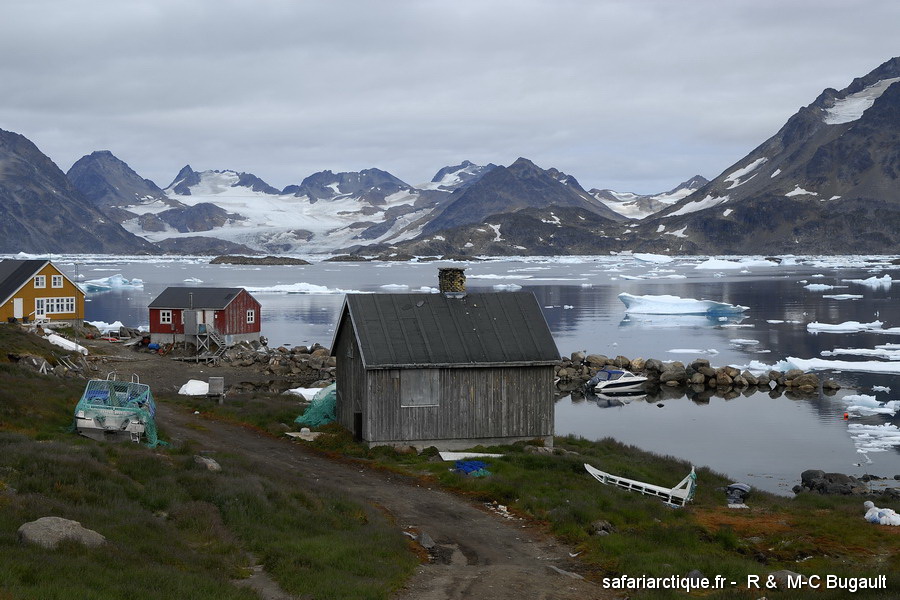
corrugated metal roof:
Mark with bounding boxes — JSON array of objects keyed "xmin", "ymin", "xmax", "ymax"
[
  {"xmin": 148, "ymin": 287, "xmax": 246, "ymax": 310},
  {"xmin": 0, "ymin": 260, "xmax": 49, "ymax": 305},
  {"xmin": 339, "ymin": 292, "xmax": 560, "ymax": 368}
]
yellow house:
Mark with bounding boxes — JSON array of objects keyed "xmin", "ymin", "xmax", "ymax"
[{"xmin": 0, "ymin": 259, "xmax": 85, "ymax": 323}]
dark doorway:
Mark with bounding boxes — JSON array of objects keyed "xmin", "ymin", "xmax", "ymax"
[{"xmin": 353, "ymin": 412, "xmax": 363, "ymax": 442}]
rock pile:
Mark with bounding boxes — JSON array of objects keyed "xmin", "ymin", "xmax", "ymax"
[
  {"xmin": 793, "ymin": 469, "xmax": 900, "ymax": 498},
  {"xmin": 219, "ymin": 341, "xmax": 336, "ymax": 387},
  {"xmin": 554, "ymin": 352, "xmax": 840, "ymax": 394}
]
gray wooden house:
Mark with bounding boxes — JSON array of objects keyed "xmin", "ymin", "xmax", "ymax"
[{"xmin": 330, "ymin": 269, "xmax": 560, "ymax": 449}]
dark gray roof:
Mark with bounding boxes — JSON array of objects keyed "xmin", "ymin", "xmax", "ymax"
[
  {"xmin": 0, "ymin": 259, "xmax": 49, "ymax": 305},
  {"xmin": 336, "ymin": 292, "xmax": 560, "ymax": 368},
  {"xmin": 148, "ymin": 287, "xmax": 246, "ymax": 310}
]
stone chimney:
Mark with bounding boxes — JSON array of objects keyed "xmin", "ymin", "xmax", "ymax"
[{"xmin": 438, "ymin": 267, "xmax": 466, "ymax": 297}]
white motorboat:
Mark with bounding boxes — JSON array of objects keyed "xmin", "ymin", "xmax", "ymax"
[{"xmin": 587, "ymin": 368, "xmax": 648, "ymax": 393}]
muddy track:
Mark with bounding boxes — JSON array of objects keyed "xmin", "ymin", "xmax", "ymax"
[{"xmin": 156, "ymin": 403, "xmax": 611, "ymax": 600}]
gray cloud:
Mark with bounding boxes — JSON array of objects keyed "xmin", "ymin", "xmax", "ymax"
[{"xmin": 2, "ymin": 0, "xmax": 897, "ymax": 193}]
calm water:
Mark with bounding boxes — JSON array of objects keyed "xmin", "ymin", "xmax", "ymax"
[{"xmin": 39, "ymin": 254, "xmax": 900, "ymax": 495}]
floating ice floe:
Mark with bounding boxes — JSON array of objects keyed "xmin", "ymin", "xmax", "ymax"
[
  {"xmin": 44, "ymin": 334, "xmax": 88, "ymax": 355},
  {"xmin": 493, "ymin": 284, "xmax": 522, "ymax": 291},
  {"xmin": 178, "ymin": 379, "xmax": 209, "ymax": 395},
  {"xmin": 758, "ymin": 357, "xmax": 900, "ymax": 375},
  {"xmin": 81, "ymin": 274, "xmax": 144, "ymax": 293},
  {"xmin": 821, "ymin": 347, "xmax": 900, "ymax": 360},
  {"xmin": 618, "ymin": 293, "xmax": 747, "ymax": 315},
  {"xmin": 632, "ymin": 253, "xmax": 674, "ymax": 264},
  {"xmin": 804, "ymin": 283, "xmax": 837, "ymax": 291},
  {"xmin": 807, "ymin": 320, "xmax": 885, "ymax": 334},
  {"xmin": 667, "ymin": 348, "xmax": 719, "ymax": 355},
  {"xmin": 183, "ymin": 277, "xmax": 203, "ymax": 283},
  {"xmin": 842, "ymin": 275, "xmax": 893, "ymax": 289},
  {"xmin": 848, "ymin": 423, "xmax": 900, "ymax": 454},
  {"xmin": 872, "ymin": 385, "xmax": 891, "ymax": 393},
  {"xmin": 244, "ymin": 282, "xmax": 364, "ymax": 294},
  {"xmin": 822, "ymin": 294, "xmax": 864, "ymax": 300},
  {"xmin": 694, "ymin": 258, "xmax": 777, "ymax": 270},
  {"xmin": 380, "ymin": 283, "xmax": 409, "ymax": 290},
  {"xmin": 842, "ymin": 394, "xmax": 900, "ymax": 416}
]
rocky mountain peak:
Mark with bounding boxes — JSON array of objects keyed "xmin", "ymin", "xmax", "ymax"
[{"xmin": 67, "ymin": 150, "xmax": 169, "ymax": 209}]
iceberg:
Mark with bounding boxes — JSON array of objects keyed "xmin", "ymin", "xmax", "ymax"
[
  {"xmin": 842, "ymin": 275, "xmax": 893, "ymax": 289},
  {"xmin": 81, "ymin": 274, "xmax": 144, "ymax": 293},
  {"xmin": 618, "ymin": 293, "xmax": 747, "ymax": 316},
  {"xmin": 87, "ymin": 320, "xmax": 126, "ymax": 334},
  {"xmin": 244, "ymin": 282, "xmax": 364, "ymax": 294}
]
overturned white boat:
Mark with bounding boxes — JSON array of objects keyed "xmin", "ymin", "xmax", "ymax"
[
  {"xmin": 584, "ymin": 463, "xmax": 697, "ymax": 507},
  {"xmin": 74, "ymin": 374, "xmax": 159, "ymax": 445}
]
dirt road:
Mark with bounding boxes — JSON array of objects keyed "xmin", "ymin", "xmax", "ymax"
[{"xmin": 83, "ymin": 339, "xmax": 613, "ymax": 599}]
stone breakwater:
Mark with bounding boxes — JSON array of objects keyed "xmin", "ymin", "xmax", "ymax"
[{"xmin": 554, "ymin": 352, "xmax": 841, "ymax": 395}]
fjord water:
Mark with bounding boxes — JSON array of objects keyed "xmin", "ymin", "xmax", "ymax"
[{"xmin": 68, "ymin": 255, "xmax": 900, "ymax": 495}]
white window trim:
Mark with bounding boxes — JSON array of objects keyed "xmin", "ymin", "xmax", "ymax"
[
  {"xmin": 39, "ymin": 296, "xmax": 76, "ymax": 315},
  {"xmin": 160, "ymin": 310, "xmax": 172, "ymax": 325},
  {"xmin": 34, "ymin": 275, "xmax": 46, "ymax": 288},
  {"xmin": 246, "ymin": 309, "xmax": 256, "ymax": 324},
  {"xmin": 51, "ymin": 275, "xmax": 63, "ymax": 288}
]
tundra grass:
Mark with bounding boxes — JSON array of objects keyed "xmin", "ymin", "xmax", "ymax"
[
  {"xmin": 0, "ymin": 362, "xmax": 416, "ymax": 600},
  {"xmin": 297, "ymin": 427, "xmax": 900, "ymax": 598}
]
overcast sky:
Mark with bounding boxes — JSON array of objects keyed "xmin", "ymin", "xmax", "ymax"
[{"xmin": 2, "ymin": 0, "xmax": 897, "ymax": 194}]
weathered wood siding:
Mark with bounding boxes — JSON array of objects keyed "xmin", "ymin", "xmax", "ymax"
[
  {"xmin": 334, "ymin": 312, "xmax": 366, "ymax": 435},
  {"xmin": 214, "ymin": 289, "xmax": 261, "ymax": 335},
  {"xmin": 364, "ymin": 365, "xmax": 554, "ymax": 444}
]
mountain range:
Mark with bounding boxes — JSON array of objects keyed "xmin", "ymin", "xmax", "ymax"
[{"xmin": 1, "ymin": 56, "xmax": 897, "ymax": 256}]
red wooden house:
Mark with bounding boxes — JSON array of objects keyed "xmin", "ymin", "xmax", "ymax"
[{"xmin": 148, "ymin": 287, "xmax": 261, "ymax": 347}]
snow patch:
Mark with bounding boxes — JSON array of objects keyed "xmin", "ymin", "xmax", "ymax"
[{"xmin": 824, "ymin": 77, "xmax": 900, "ymax": 125}]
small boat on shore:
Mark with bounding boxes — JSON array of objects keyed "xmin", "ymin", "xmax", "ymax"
[
  {"xmin": 585, "ymin": 463, "xmax": 697, "ymax": 507},
  {"xmin": 587, "ymin": 368, "xmax": 648, "ymax": 393},
  {"xmin": 74, "ymin": 373, "xmax": 159, "ymax": 445}
]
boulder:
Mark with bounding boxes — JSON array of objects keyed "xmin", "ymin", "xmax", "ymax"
[
  {"xmin": 584, "ymin": 354, "xmax": 608, "ymax": 367},
  {"xmin": 788, "ymin": 373, "xmax": 820, "ymax": 392},
  {"xmin": 18, "ymin": 516, "xmax": 106, "ymax": 549}
]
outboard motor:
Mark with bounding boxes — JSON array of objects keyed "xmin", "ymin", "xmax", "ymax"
[{"xmin": 726, "ymin": 483, "xmax": 752, "ymax": 505}]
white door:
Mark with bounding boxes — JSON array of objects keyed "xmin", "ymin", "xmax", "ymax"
[
  {"xmin": 34, "ymin": 298, "xmax": 46, "ymax": 319},
  {"xmin": 13, "ymin": 298, "xmax": 23, "ymax": 319},
  {"xmin": 203, "ymin": 310, "xmax": 215, "ymax": 326}
]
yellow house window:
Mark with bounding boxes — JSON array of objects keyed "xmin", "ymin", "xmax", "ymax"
[
  {"xmin": 52, "ymin": 275, "xmax": 63, "ymax": 288},
  {"xmin": 34, "ymin": 275, "xmax": 46, "ymax": 288}
]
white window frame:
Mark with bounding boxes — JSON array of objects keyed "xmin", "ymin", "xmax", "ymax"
[
  {"xmin": 51, "ymin": 275, "xmax": 63, "ymax": 288},
  {"xmin": 160, "ymin": 310, "xmax": 172, "ymax": 325},
  {"xmin": 34, "ymin": 275, "xmax": 46, "ymax": 288},
  {"xmin": 40, "ymin": 297, "xmax": 76, "ymax": 315},
  {"xmin": 246, "ymin": 309, "xmax": 256, "ymax": 324}
]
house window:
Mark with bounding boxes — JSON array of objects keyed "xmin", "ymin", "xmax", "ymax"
[
  {"xmin": 51, "ymin": 275, "xmax": 63, "ymax": 288},
  {"xmin": 34, "ymin": 275, "xmax": 46, "ymax": 288},
  {"xmin": 400, "ymin": 369, "xmax": 440, "ymax": 407},
  {"xmin": 43, "ymin": 297, "xmax": 76, "ymax": 314},
  {"xmin": 246, "ymin": 309, "xmax": 255, "ymax": 324},
  {"xmin": 160, "ymin": 310, "xmax": 172, "ymax": 324}
]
